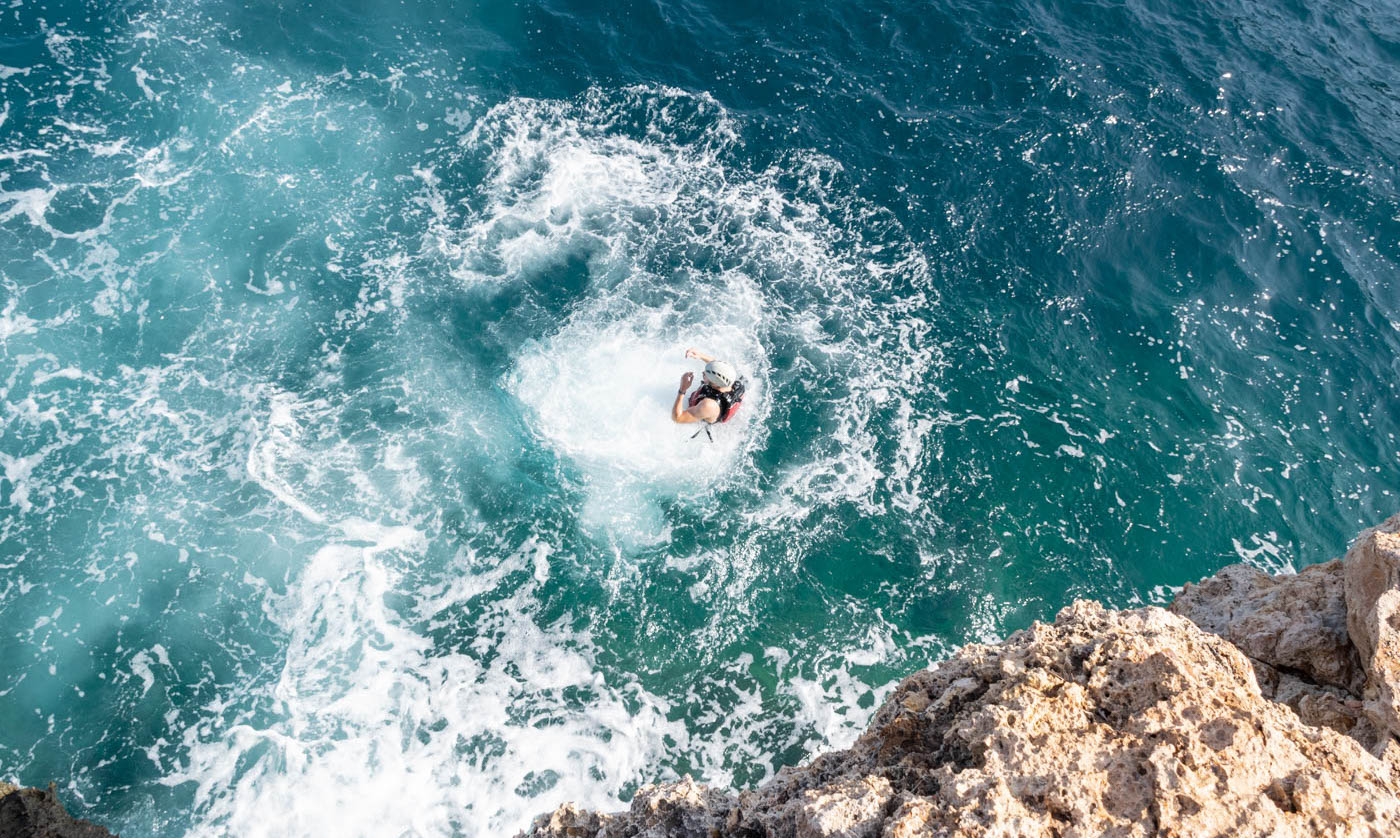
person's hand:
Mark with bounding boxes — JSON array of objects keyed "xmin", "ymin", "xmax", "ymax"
[
  {"xmin": 685, "ymin": 348, "xmax": 700, "ymax": 360},
  {"xmin": 679, "ymin": 372, "xmax": 694, "ymax": 392}
]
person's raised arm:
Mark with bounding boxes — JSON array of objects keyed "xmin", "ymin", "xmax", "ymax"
[
  {"xmin": 672, "ymin": 372, "xmax": 698, "ymax": 423},
  {"xmin": 684, "ymin": 348, "xmax": 716, "ymax": 364}
]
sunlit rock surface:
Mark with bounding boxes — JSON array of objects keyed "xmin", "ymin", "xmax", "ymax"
[{"xmin": 526, "ymin": 515, "xmax": 1400, "ymax": 837}]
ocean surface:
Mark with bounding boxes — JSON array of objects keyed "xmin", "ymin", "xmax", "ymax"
[{"xmin": 1, "ymin": 0, "xmax": 1398, "ymax": 834}]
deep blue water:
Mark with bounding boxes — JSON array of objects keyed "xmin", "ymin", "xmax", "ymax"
[{"xmin": 2, "ymin": 0, "xmax": 1398, "ymax": 834}]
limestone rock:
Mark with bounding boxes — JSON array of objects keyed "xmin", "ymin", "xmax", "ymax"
[
  {"xmin": 527, "ymin": 776, "xmax": 733, "ymax": 838},
  {"xmin": 524, "ymin": 599, "xmax": 1400, "ymax": 837},
  {"xmin": 1344, "ymin": 513, "xmax": 1400, "ymax": 741},
  {"xmin": 786, "ymin": 776, "xmax": 891, "ymax": 838},
  {"xmin": 528, "ymin": 802, "xmax": 612, "ymax": 838},
  {"xmin": 624, "ymin": 777, "xmax": 735, "ymax": 838},
  {"xmin": 1167, "ymin": 517, "xmax": 1400, "ymax": 758},
  {"xmin": 1170, "ymin": 559, "xmax": 1362, "ymax": 693}
]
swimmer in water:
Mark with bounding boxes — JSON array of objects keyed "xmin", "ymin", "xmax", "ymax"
[{"xmin": 673, "ymin": 348, "xmax": 745, "ymax": 427}]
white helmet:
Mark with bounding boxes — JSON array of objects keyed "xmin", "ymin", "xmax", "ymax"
[{"xmin": 703, "ymin": 360, "xmax": 737, "ymax": 389}]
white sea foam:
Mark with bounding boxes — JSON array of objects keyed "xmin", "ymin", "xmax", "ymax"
[
  {"xmin": 0, "ymin": 63, "xmax": 939, "ymax": 836},
  {"xmin": 509, "ymin": 273, "xmax": 766, "ymax": 546},
  {"xmin": 157, "ymin": 86, "xmax": 939, "ymax": 838},
  {"xmin": 455, "ymin": 88, "xmax": 939, "ymax": 536},
  {"xmin": 0, "ymin": 447, "xmax": 52, "ymax": 515},
  {"xmin": 244, "ymin": 390, "xmax": 329, "ymax": 526},
  {"xmin": 129, "ymin": 645, "xmax": 170, "ymax": 698},
  {"xmin": 165, "ymin": 514, "xmax": 686, "ymax": 838},
  {"xmin": 0, "ymin": 299, "xmax": 40, "ymax": 341}
]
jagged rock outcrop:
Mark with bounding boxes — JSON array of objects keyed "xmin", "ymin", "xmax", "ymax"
[
  {"xmin": 1171, "ymin": 515, "xmax": 1400, "ymax": 759},
  {"xmin": 0, "ymin": 783, "xmax": 117, "ymax": 838},
  {"xmin": 526, "ymin": 515, "xmax": 1400, "ymax": 838},
  {"xmin": 1343, "ymin": 516, "xmax": 1400, "ymax": 746},
  {"xmin": 1170, "ymin": 559, "xmax": 1361, "ymax": 691},
  {"xmin": 1169, "ymin": 557, "xmax": 1376, "ymax": 743}
]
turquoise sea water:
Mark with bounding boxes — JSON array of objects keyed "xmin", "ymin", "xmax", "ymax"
[{"xmin": 2, "ymin": 0, "xmax": 1398, "ymax": 834}]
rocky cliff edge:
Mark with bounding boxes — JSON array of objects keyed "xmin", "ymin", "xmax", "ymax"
[
  {"xmin": 526, "ymin": 514, "xmax": 1400, "ymax": 837},
  {"xmin": 0, "ymin": 782, "xmax": 117, "ymax": 838}
]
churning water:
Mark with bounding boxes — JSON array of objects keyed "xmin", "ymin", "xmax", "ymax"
[{"xmin": 2, "ymin": 0, "xmax": 1399, "ymax": 834}]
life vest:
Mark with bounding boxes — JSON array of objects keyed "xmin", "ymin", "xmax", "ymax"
[{"xmin": 688, "ymin": 378, "xmax": 745, "ymax": 424}]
